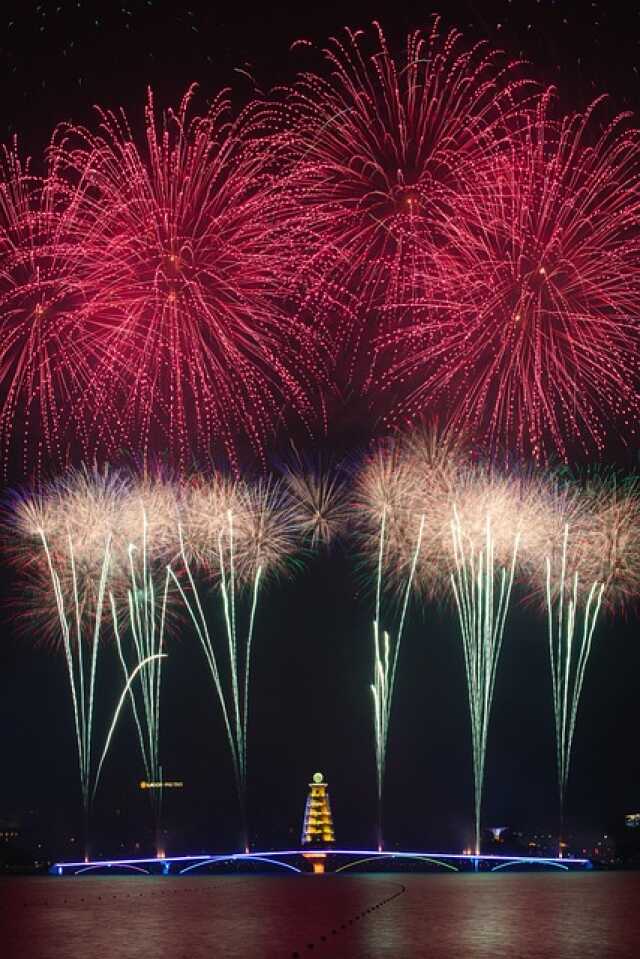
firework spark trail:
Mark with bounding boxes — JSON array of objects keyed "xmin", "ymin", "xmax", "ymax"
[
  {"xmin": 38, "ymin": 526, "xmax": 111, "ymax": 853},
  {"xmin": 92, "ymin": 651, "xmax": 167, "ymax": 801},
  {"xmin": 370, "ymin": 508, "xmax": 424, "ymax": 850},
  {"xmin": 105, "ymin": 474, "xmax": 180, "ymax": 858},
  {"xmin": 170, "ymin": 515, "xmax": 260, "ymax": 852},
  {"xmin": 431, "ymin": 467, "xmax": 551, "ymax": 858},
  {"xmin": 170, "ymin": 476, "xmax": 298, "ymax": 851},
  {"xmin": 111, "ymin": 561, "xmax": 169, "ymax": 858},
  {"xmin": 545, "ymin": 524, "xmax": 603, "ymax": 842},
  {"xmin": 335, "ymin": 430, "xmax": 571, "ymax": 854},
  {"xmin": 6, "ymin": 470, "xmax": 181, "ymax": 855},
  {"xmin": 35, "ymin": 512, "xmax": 169, "ymax": 858},
  {"xmin": 534, "ymin": 473, "xmax": 640, "ymax": 848},
  {"xmin": 370, "ymin": 625, "xmax": 390, "ymax": 848},
  {"xmin": 357, "ymin": 428, "xmax": 464, "ymax": 845},
  {"xmin": 109, "ymin": 515, "xmax": 171, "ymax": 795},
  {"xmin": 449, "ymin": 507, "xmax": 519, "ymax": 857}
]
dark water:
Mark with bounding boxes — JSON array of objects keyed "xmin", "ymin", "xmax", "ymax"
[{"xmin": 1, "ymin": 872, "xmax": 639, "ymax": 958}]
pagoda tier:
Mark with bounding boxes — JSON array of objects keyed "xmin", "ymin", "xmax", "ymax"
[{"xmin": 301, "ymin": 772, "xmax": 335, "ymax": 846}]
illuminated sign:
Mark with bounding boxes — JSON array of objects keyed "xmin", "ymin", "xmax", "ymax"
[
  {"xmin": 139, "ymin": 781, "xmax": 184, "ymax": 790},
  {"xmin": 625, "ymin": 813, "xmax": 640, "ymax": 829}
]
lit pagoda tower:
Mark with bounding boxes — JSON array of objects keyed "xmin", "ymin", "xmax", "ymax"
[{"xmin": 301, "ymin": 771, "xmax": 335, "ymax": 874}]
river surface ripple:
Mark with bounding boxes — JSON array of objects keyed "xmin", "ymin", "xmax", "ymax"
[{"xmin": 1, "ymin": 872, "xmax": 638, "ymax": 958}]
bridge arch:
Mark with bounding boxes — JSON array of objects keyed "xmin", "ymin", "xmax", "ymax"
[
  {"xmin": 73, "ymin": 863, "xmax": 150, "ymax": 876},
  {"xmin": 179, "ymin": 855, "xmax": 301, "ymax": 876},
  {"xmin": 335, "ymin": 854, "xmax": 458, "ymax": 873},
  {"xmin": 490, "ymin": 859, "xmax": 568, "ymax": 872}
]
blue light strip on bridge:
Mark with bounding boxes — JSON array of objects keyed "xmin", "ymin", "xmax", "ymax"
[{"xmin": 51, "ymin": 848, "xmax": 591, "ymax": 873}]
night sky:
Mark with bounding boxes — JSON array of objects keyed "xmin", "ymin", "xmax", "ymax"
[{"xmin": 1, "ymin": 0, "xmax": 639, "ymax": 859}]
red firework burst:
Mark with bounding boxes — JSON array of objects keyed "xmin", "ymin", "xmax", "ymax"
[
  {"xmin": 271, "ymin": 18, "xmax": 532, "ymax": 379},
  {"xmin": 0, "ymin": 144, "xmax": 97, "ymax": 477},
  {"xmin": 51, "ymin": 86, "xmax": 326, "ymax": 473},
  {"xmin": 386, "ymin": 90, "xmax": 640, "ymax": 461}
]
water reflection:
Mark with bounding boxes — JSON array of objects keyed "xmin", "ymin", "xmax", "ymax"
[
  {"xmin": 354, "ymin": 873, "xmax": 639, "ymax": 959},
  {"xmin": 1, "ymin": 872, "xmax": 638, "ymax": 959}
]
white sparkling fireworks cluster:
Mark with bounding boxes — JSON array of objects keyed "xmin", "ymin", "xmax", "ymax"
[
  {"xmin": 355, "ymin": 428, "xmax": 640, "ymax": 853},
  {"xmin": 5, "ymin": 444, "xmax": 639, "ymax": 855},
  {"xmin": 8, "ymin": 465, "xmax": 350, "ymax": 631},
  {"xmin": 5, "ymin": 463, "xmax": 350, "ymax": 851},
  {"xmin": 355, "ymin": 430, "xmax": 640, "ymax": 608}
]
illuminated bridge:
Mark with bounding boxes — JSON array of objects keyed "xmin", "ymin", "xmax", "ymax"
[{"xmin": 50, "ymin": 849, "xmax": 592, "ymax": 876}]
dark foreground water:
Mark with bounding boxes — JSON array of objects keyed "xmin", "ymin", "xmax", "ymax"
[{"xmin": 1, "ymin": 872, "xmax": 639, "ymax": 958}]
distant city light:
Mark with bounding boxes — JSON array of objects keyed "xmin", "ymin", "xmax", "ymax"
[{"xmin": 489, "ymin": 827, "xmax": 509, "ymax": 842}]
